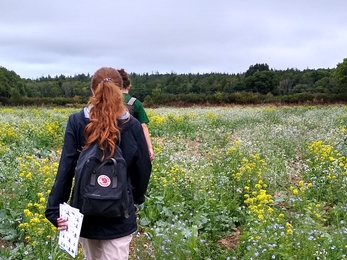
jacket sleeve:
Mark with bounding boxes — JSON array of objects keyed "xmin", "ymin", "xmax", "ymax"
[
  {"xmin": 45, "ymin": 115, "xmax": 80, "ymax": 227},
  {"xmin": 129, "ymin": 121, "xmax": 152, "ymax": 204}
]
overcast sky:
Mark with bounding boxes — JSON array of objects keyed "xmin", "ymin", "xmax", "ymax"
[{"xmin": 1, "ymin": 0, "xmax": 346, "ymax": 79}]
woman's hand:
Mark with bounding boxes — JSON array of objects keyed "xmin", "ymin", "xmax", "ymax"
[
  {"xmin": 149, "ymin": 148, "xmax": 154, "ymax": 161},
  {"xmin": 57, "ymin": 217, "xmax": 68, "ymax": 231}
]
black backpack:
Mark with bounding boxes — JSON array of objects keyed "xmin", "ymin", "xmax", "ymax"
[
  {"xmin": 126, "ymin": 97, "xmax": 136, "ymax": 115},
  {"xmin": 71, "ymin": 142, "xmax": 130, "ymax": 219}
]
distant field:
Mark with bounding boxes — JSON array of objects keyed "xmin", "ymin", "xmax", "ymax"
[{"xmin": 1, "ymin": 105, "xmax": 347, "ymax": 259}]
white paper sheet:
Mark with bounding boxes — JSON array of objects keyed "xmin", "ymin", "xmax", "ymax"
[{"xmin": 58, "ymin": 203, "xmax": 84, "ymax": 258}]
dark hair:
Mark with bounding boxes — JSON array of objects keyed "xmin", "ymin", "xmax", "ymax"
[
  {"xmin": 117, "ymin": 68, "xmax": 131, "ymax": 89},
  {"xmin": 84, "ymin": 67, "xmax": 126, "ymax": 158}
]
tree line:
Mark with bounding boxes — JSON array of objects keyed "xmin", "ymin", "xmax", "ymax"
[{"xmin": 1, "ymin": 58, "xmax": 347, "ymax": 106}]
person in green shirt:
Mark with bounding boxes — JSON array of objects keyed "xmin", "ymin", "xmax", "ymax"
[{"xmin": 118, "ymin": 69, "xmax": 154, "ymax": 161}]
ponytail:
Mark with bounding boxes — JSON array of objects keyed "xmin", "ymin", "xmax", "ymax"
[{"xmin": 84, "ymin": 67, "xmax": 126, "ymax": 159}]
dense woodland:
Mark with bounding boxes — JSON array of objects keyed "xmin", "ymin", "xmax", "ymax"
[{"xmin": 1, "ymin": 58, "xmax": 347, "ymax": 106}]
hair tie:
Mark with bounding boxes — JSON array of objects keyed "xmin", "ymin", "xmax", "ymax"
[{"xmin": 102, "ymin": 78, "xmax": 113, "ymax": 83}]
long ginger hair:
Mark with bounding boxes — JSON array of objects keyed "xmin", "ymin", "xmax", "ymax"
[{"xmin": 84, "ymin": 67, "xmax": 126, "ymax": 158}]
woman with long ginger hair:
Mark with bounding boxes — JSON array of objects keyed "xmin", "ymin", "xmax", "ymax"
[{"xmin": 45, "ymin": 67, "xmax": 152, "ymax": 260}]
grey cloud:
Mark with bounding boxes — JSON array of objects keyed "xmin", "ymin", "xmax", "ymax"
[{"xmin": 1, "ymin": 0, "xmax": 347, "ymax": 78}]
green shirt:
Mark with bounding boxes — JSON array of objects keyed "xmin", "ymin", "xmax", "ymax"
[{"xmin": 123, "ymin": 93, "xmax": 149, "ymax": 124}]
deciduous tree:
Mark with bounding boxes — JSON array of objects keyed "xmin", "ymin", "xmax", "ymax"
[{"xmin": 333, "ymin": 58, "xmax": 347, "ymax": 93}]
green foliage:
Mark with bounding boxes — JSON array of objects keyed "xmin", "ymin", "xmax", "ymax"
[
  {"xmin": 0, "ymin": 205, "xmax": 21, "ymax": 242},
  {"xmin": 2, "ymin": 60, "xmax": 347, "ymax": 106},
  {"xmin": 3, "ymin": 99, "xmax": 347, "ymax": 258},
  {"xmin": 244, "ymin": 70, "xmax": 279, "ymax": 94},
  {"xmin": 333, "ymin": 58, "xmax": 347, "ymax": 93},
  {"xmin": 0, "ymin": 107, "xmax": 82, "ymax": 259},
  {"xmin": 245, "ymin": 63, "xmax": 270, "ymax": 77},
  {"xmin": 234, "ymin": 91, "xmax": 260, "ymax": 104},
  {"xmin": 280, "ymin": 92, "xmax": 314, "ymax": 103},
  {"xmin": 0, "ymin": 67, "xmax": 24, "ymax": 98}
]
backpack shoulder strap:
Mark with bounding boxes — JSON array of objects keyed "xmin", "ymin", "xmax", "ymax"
[
  {"xmin": 127, "ymin": 97, "xmax": 137, "ymax": 106},
  {"xmin": 117, "ymin": 134, "xmax": 122, "ymax": 147}
]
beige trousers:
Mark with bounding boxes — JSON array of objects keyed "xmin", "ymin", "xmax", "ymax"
[{"xmin": 80, "ymin": 234, "xmax": 132, "ymax": 260}]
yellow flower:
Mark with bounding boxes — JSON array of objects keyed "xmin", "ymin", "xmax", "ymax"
[
  {"xmin": 30, "ymin": 217, "xmax": 40, "ymax": 224},
  {"xmin": 244, "ymin": 198, "xmax": 254, "ymax": 204},
  {"xmin": 24, "ymin": 209, "xmax": 33, "ymax": 217},
  {"xmin": 18, "ymin": 223, "xmax": 25, "ymax": 229}
]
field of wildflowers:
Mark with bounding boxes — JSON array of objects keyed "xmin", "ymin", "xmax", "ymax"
[{"xmin": 1, "ymin": 105, "xmax": 347, "ymax": 259}]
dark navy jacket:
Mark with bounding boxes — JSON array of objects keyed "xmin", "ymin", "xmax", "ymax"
[{"xmin": 45, "ymin": 108, "xmax": 151, "ymax": 239}]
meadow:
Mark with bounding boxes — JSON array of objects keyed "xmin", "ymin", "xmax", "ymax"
[{"xmin": 1, "ymin": 105, "xmax": 347, "ymax": 259}]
